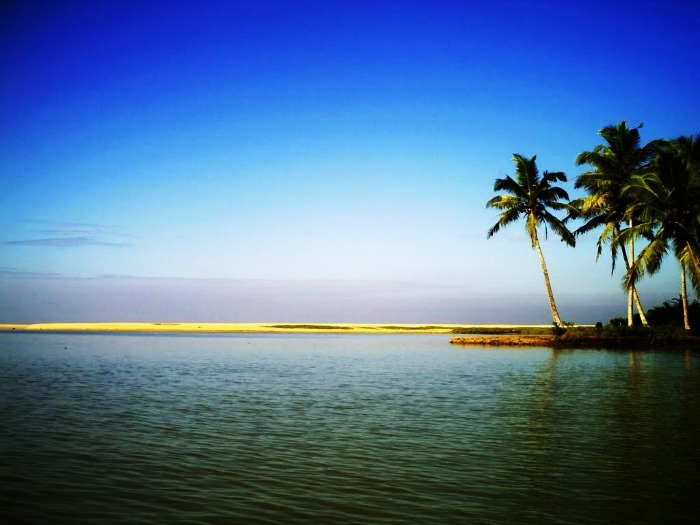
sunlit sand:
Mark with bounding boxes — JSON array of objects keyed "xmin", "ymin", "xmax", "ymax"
[{"xmin": 0, "ymin": 322, "xmax": 551, "ymax": 334}]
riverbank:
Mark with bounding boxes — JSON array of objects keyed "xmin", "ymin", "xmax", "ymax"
[
  {"xmin": 5, "ymin": 323, "xmax": 694, "ymax": 346},
  {"xmin": 0, "ymin": 322, "xmax": 552, "ymax": 334},
  {"xmin": 450, "ymin": 334, "xmax": 700, "ymax": 348}
]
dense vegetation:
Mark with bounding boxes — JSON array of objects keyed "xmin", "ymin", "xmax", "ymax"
[
  {"xmin": 487, "ymin": 122, "xmax": 700, "ymax": 332},
  {"xmin": 610, "ymin": 297, "xmax": 700, "ymax": 331}
]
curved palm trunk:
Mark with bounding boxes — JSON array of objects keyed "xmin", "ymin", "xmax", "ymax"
[
  {"xmin": 681, "ymin": 262, "xmax": 691, "ymax": 331},
  {"xmin": 627, "ymin": 285, "xmax": 634, "ymax": 326},
  {"xmin": 628, "ymin": 220, "xmax": 635, "ymax": 326},
  {"xmin": 632, "ymin": 288, "xmax": 648, "ymax": 325},
  {"xmin": 617, "ymin": 224, "xmax": 649, "ymax": 327},
  {"xmin": 532, "ymin": 231, "xmax": 564, "ymax": 327}
]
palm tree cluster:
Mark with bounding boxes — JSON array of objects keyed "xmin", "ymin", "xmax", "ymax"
[{"xmin": 487, "ymin": 122, "xmax": 700, "ymax": 331}]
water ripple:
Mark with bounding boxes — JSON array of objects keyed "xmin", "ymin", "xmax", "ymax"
[{"xmin": 1, "ymin": 334, "xmax": 699, "ymax": 524}]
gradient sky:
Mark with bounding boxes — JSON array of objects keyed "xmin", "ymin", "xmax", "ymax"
[{"xmin": 2, "ymin": 0, "xmax": 699, "ymax": 323}]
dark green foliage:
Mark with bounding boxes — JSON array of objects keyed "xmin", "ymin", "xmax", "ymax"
[
  {"xmin": 622, "ymin": 136, "xmax": 700, "ymax": 293},
  {"xmin": 602, "ymin": 323, "xmax": 649, "ymax": 337},
  {"xmin": 551, "ymin": 322, "xmax": 567, "ymax": 336},
  {"xmin": 606, "ymin": 297, "xmax": 700, "ymax": 338},
  {"xmin": 599, "ymin": 322, "xmax": 684, "ymax": 344},
  {"xmin": 571, "ymin": 121, "xmax": 658, "ymax": 272},
  {"xmin": 487, "ymin": 154, "xmax": 575, "ymax": 247},
  {"xmin": 608, "ymin": 317, "xmax": 626, "ymax": 328},
  {"xmin": 646, "ymin": 297, "xmax": 700, "ymax": 332}
]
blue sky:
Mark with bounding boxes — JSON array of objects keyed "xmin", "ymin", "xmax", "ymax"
[{"xmin": 1, "ymin": 0, "xmax": 699, "ymax": 323}]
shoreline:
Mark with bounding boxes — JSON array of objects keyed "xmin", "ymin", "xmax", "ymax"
[
  {"xmin": 0, "ymin": 322, "xmax": 553, "ymax": 335},
  {"xmin": 0, "ymin": 322, "xmax": 700, "ymax": 348},
  {"xmin": 1, "ymin": 323, "xmax": 695, "ymax": 347},
  {"xmin": 450, "ymin": 334, "xmax": 700, "ymax": 348}
]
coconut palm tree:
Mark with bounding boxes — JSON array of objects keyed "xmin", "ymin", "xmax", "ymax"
[
  {"xmin": 622, "ymin": 135, "xmax": 700, "ymax": 330},
  {"xmin": 571, "ymin": 121, "xmax": 658, "ymax": 326},
  {"xmin": 487, "ymin": 154, "xmax": 575, "ymax": 327}
]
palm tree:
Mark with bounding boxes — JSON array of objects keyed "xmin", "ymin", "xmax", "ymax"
[
  {"xmin": 622, "ymin": 135, "xmax": 700, "ymax": 330},
  {"xmin": 487, "ymin": 154, "xmax": 575, "ymax": 327},
  {"xmin": 571, "ymin": 121, "xmax": 657, "ymax": 326}
]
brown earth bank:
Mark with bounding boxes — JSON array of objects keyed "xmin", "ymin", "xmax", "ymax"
[{"xmin": 450, "ymin": 334, "xmax": 700, "ymax": 348}]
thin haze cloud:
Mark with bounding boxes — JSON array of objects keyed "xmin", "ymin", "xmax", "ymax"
[
  {"xmin": 4, "ymin": 237, "xmax": 127, "ymax": 248},
  {"xmin": 4, "ymin": 220, "xmax": 133, "ymax": 248}
]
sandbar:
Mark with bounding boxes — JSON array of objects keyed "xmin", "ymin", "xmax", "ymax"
[{"xmin": 0, "ymin": 322, "xmax": 550, "ymax": 334}]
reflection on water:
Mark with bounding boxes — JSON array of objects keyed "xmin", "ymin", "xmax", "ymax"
[{"xmin": 1, "ymin": 333, "xmax": 699, "ymax": 524}]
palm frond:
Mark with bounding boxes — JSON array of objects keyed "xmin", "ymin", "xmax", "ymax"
[
  {"xmin": 486, "ymin": 153, "xmax": 573, "ymax": 248},
  {"xmin": 539, "ymin": 186, "xmax": 570, "ymax": 202},
  {"xmin": 624, "ymin": 235, "xmax": 668, "ymax": 289},
  {"xmin": 573, "ymin": 214, "xmax": 607, "ymax": 236},
  {"xmin": 542, "ymin": 211, "xmax": 575, "ymax": 247},
  {"xmin": 541, "ymin": 170, "xmax": 567, "ymax": 185},
  {"xmin": 574, "ymin": 120, "xmax": 663, "ymax": 287},
  {"xmin": 486, "ymin": 194, "xmax": 520, "ymax": 210},
  {"xmin": 487, "ymin": 207, "xmax": 521, "ymax": 238},
  {"xmin": 492, "ymin": 175, "xmax": 525, "ymax": 197}
]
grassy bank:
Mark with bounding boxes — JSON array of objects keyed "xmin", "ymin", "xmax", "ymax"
[{"xmin": 451, "ymin": 325, "xmax": 700, "ymax": 348}]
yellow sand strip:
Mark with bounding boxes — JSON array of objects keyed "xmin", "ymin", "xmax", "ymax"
[{"xmin": 0, "ymin": 322, "xmax": 552, "ymax": 334}]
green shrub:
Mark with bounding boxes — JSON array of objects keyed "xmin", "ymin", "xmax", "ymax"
[
  {"xmin": 608, "ymin": 317, "xmax": 626, "ymax": 328},
  {"xmin": 551, "ymin": 322, "xmax": 567, "ymax": 336},
  {"xmin": 646, "ymin": 297, "xmax": 699, "ymax": 330}
]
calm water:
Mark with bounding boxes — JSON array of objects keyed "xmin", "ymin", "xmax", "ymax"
[{"xmin": 1, "ymin": 333, "xmax": 699, "ymax": 524}]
